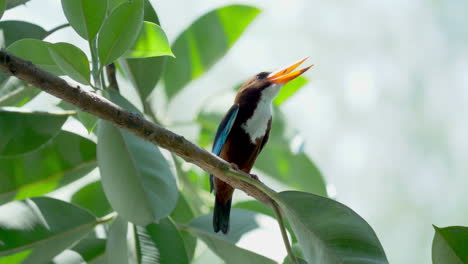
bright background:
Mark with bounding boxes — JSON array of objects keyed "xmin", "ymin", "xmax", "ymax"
[{"xmin": 5, "ymin": 0, "xmax": 468, "ymax": 263}]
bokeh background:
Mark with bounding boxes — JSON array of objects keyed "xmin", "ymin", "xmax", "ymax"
[{"xmin": 5, "ymin": 0, "xmax": 468, "ymax": 263}]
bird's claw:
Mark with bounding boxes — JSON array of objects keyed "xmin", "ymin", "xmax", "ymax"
[
  {"xmin": 230, "ymin": 162, "xmax": 240, "ymax": 170},
  {"xmin": 249, "ymin": 174, "xmax": 260, "ymax": 182}
]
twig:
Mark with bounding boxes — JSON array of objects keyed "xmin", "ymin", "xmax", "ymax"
[
  {"xmin": 0, "ymin": 50, "xmax": 275, "ymax": 206},
  {"xmin": 45, "ymin": 23, "xmax": 70, "ymax": 37},
  {"xmin": 272, "ymin": 202, "xmax": 297, "ymax": 264},
  {"xmin": 105, "ymin": 63, "xmax": 119, "ymax": 91}
]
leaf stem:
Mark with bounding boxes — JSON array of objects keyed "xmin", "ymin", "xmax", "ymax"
[
  {"xmin": 45, "ymin": 23, "xmax": 70, "ymax": 37},
  {"xmin": 272, "ymin": 202, "xmax": 297, "ymax": 264},
  {"xmin": 89, "ymin": 38, "xmax": 101, "ymax": 89},
  {"xmin": 98, "ymin": 211, "xmax": 117, "ymax": 224}
]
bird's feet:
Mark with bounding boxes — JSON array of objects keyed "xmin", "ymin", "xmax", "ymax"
[
  {"xmin": 230, "ymin": 163, "xmax": 261, "ymax": 182},
  {"xmin": 230, "ymin": 162, "xmax": 240, "ymax": 170},
  {"xmin": 249, "ymin": 173, "xmax": 260, "ymax": 182}
]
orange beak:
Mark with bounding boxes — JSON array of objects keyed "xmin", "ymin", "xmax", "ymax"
[{"xmin": 266, "ymin": 57, "xmax": 313, "ymax": 84}]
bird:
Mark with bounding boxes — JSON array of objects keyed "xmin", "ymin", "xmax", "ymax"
[{"xmin": 210, "ymin": 57, "xmax": 313, "ymax": 234}]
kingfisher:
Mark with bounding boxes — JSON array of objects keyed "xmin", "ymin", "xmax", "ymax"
[{"xmin": 210, "ymin": 57, "xmax": 313, "ymax": 234}]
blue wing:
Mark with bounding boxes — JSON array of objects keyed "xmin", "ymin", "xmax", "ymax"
[{"xmin": 210, "ymin": 104, "xmax": 239, "ymax": 192}]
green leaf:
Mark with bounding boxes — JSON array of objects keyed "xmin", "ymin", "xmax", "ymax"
[
  {"xmin": 163, "ymin": 5, "xmax": 260, "ymax": 99},
  {"xmin": 0, "ymin": 80, "xmax": 40, "ymax": 107},
  {"xmin": 274, "ymin": 76, "xmax": 309, "ymax": 106},
  {"xmin": 234, "ymin": 200, "xmax": 297, "ymax": 243},
  {"xmin": 283, "ymin": 243, "xmax": 307, "ymax": 264},
  {"xmin": 71, "ymin": 180, "xmax": 112, "ymax": 217},
  {"xmin": 77, "ymin": 109, "xmax": 98, "ymax": 133},
  {"xmin": 142, "ymin": 0, "xmax": 159, "ymax": 24},
  {"xmin": 107, "ymin": 217, "xmax": 188, "ymax": 264},
  {"xmin": 255, "ymin": 107, "xmax": 327, "ymax": 196},
  {"xmin": 171, "ymin": 192, "xmax": 195, "ymax": 224},
  {"xmin": 275, "ymin": 191, "xmax": 388, "ymax": 264},
  {"xmin": 0, "ymin": 130, "xmax": 97, "ymax": 205},
  {"xmin": 61, "ymin": 0, "xmax": 107, "ymax": 40},
  {"xmin": 124, "ymin": 21, "xmax": 173, "ymax": 59},
  {"xmin": 52, "ymin": 235, "xmax": 106, "ymax": 263},
  {"xmin": 6, "ymin": 0, "xmax": 30, "ymax": 9},
  {"xmin": 186, "ymin": 209, "xmax": 276, "ymax": 264},
  {"xmin": 136, "ymin": 218, "xmax": 189, "ymax": 264},
  {"xmin": 98, "ymin": 0, "xmax": 144, "ymax": 66},
  {"xmin": 121, "ymin": 0, "xmax": 165, "ymax": 100},
  {"xmin": 7, "ymin": 39, "xmax": 63, "ymax": 75},
  {"xmin": 0, "ymin": 0, "xmax": 6, "ymax": 19},
  {"xmin": 170, "ymin": 193, "xmax": 197, "ymax": 261},
  {"xmin": 0, "ymin": 197, "xmax": 98, "ymax": 263},
  {"xmin": 107, "ymin": 0, "xmax": 126, "ymax": 13},
  {"xmin": 432, "ymin": 225, "xmax": 468, "ymax": 264},
  {"xmin": 106, "ymin": 217, "xmax": 130, "ymax": 264},
  {"xmin": 97, "ymin": 91, "xmax": 177, "ymax": 225},
  {"xmin": 58, "ymin": 101, "xmax": 98, "ymax": 133},
  {"xmin": 48, "ymin": 42, "xmax": 91, "ymax": 85},
  {"xmin": 0, "ymin": 20, "xmax": 47, "ymax": 47},
  {"xmin": 0, "ymin": 108, "xmax": 71, "ymax": 156}
]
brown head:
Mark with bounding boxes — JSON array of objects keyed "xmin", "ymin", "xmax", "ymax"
[{"xmin": 235, "ymin": 57, "xmax": 313, "ymax": 103}]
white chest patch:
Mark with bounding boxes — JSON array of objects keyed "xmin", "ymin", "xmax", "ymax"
[{"xmin": 242, "ymin": 84, "xmax": 281, "ymax": 143}]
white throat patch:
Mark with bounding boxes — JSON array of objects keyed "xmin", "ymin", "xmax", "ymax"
[{"xmin": 242, "ymin": 84, "xmax": 281, "ymax": 143}]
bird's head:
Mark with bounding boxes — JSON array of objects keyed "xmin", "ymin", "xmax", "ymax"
[{"xmin": 235, "ymin": 57, "xmax": 313, "ymax": 103}]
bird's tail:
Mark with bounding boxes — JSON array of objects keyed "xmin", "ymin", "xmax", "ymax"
[{"xmin": 213, "ymin": 196, "xmax": 232, "ymax": 234}]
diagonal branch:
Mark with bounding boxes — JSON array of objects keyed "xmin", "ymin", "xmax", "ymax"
[{"xmin": 0, "ymin": 50, "xmax": 276, "ymax": 205}]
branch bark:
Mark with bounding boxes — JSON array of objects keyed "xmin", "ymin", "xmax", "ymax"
[{"xmin": 0, "ymin": 50, "xmax": 275, "ymax": 205}]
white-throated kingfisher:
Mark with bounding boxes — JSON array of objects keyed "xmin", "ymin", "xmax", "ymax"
[{"xmin": 210, "ymin": 57, "xmax": 313, "ymax": 234}]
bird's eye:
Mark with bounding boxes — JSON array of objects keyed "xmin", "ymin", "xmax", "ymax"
[{"xmin": 256, "ymin": 72, "xmax": 269, "ymax": 79}]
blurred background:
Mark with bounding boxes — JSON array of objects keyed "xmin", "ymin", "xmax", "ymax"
[{"xmin": 5, "ymin": 0, "xmax": 468, "ymax": 263}]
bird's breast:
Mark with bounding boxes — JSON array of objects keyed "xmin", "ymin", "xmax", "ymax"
[{"xmin": 241, "ymin": 98, "xmax": 272, "ymax": 143}]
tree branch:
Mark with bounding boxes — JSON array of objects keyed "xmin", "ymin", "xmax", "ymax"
[{"xmin": 0, "ymin": 50, "xmax": 275, "ymax": 205}]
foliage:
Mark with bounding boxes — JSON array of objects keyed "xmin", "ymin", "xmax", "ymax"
[{"xmin": 4, "ymin": 0, "xmax": 451, "ymax": 263}]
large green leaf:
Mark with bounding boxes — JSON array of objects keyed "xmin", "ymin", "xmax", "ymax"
[
  {"xmin": 107, "ymin": 0, "xmax": 126, "ymax": 13},
  {"xmin": 6, "ymin": 0, "xmax": 30, "ymax": 9},
  {"xmin": 234, "ymin": 200, "xmax": 297, "ymax": 243},
  {"xmin": 123, "ymin": 21, "xmax": 173, "ymax": 59},
  {"xmin": 52, "ymin": 235, "xmax": 106, "ymax": 264},
  {"xmin": 274, "ymin": 76, "xmax": 309, "ymax": 106},
  {"xmin": 275, "ymin": 191, "xmax": 388, "ymax": 264},
  {"xmin": 106, "ymin": 217, "xmax": 130, "ymax": 264},
  {"xmin": 0, "ymin": 108, "xmax": 71, "ymax": 156},
  {"xmin": 0, "ymin": 131, "xmax": 97, "ymax": 205},
  {"xmin": 170, "ymin": 193, "xmax": 197, "ymax": 261},
  {"xmin": 121, "ymin": 0, "xmax": 165, "ymax": 100},
  {"xmin": 163, "ymin": 5, "xmax": 260, "ymax": 99},
  {"xmin": 97, "ymin": 91, "xmax": 177, "ymax": 225},
  {"xmin": 106, "ymin": 217, "xmax": 188, "ymax": 264},
  {"xmin": 61, "ymin": 0, "xmax": 107, "ymax": 40},
  {"xmin": 48, "ymin": 42, "xmax": 91, "ymax": 85},
  {"xmin": 0, "ymin": 20, "xmax": 47, "ymax": 47},
  {"xmin": 0, "ymin": 197, "xmax": 98, "ymax": 263},
  {"xmin": 186, "ymin": 209, "xmax": 275, "ymax": 264},
  {"xmin": 98, "ymin": 0, "xmax": 143, "ymax": 66},
  {"xmin": 432, "ymin": 225, "xmax": 468, "ymax": 264},
  {"xmin": 71, "ymin": 180, "xmax": 112, "ymax": 218},
  {"xmin": 6, "ymin": 39, "xmax": 63, "ymax": 75},
  {"xmin": 0, "ymin": 0, "xmax": 6, "ymax": 19},
  {"xmin": 136, "ymin": 218, "xmax": 189, "ymax": 264}
]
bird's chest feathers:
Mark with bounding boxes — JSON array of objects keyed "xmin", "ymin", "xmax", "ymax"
[{"xmin": 241, "ymin": 86, "xmax": 278, "ymax": 143}]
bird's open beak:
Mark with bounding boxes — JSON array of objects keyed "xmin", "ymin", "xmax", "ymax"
[{"xmin": 266, "ymin": 57, "xmax": 313, "ymax": 84}]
